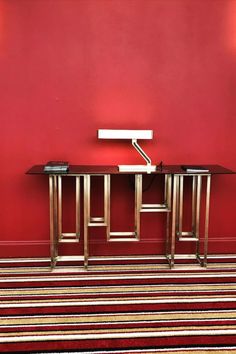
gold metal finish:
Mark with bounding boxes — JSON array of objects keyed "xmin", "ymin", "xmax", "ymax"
[
  {"xmin": 169, "ymin": 174, "xmax": 211, "ymax": 268},
  {"xmin": 49, "ymin": 175, "xmax": 81, "ymax": 269},
  {"xmin": 58, "ymin": 176, "xmax": 62, "ymax": 241},
  {"xmin": 192, "ymin": 176, "xmax": 197, "ymax": 236},
  {"xmin": 165, "ymin": 174, "xmax": 172, "ymax": 261},
  {"xmin": 76, "ymin": 176, "xmax": 80, "ymax": 241},
  {"xmin": 83, "ymin": 174, "xmax": 89, "ymax": 269},
  {"xmin": 135, "ymin": 174, "xmax": 142, "ymax": 240},
  {"xmin": 49, "ymin": 176, "xmax": 56, "ymax": 269},
  {"xmin": 108, "ymin": 175, "xmax": 139, "ymax": 242},
  {"xmin": 195, "ymin": 175, "xmax": 202, "ymax": 258},
  {"xmin": 48, "ymin": 175, "xmax": 60, "ymax": 268},
  {"xmin": 83, "ymin": 174, "xmax": 110, "ymax": 267},
  {"xmin": 203, "ymin": 175, "xmax": 211, "ymax": 267},
  {"xmin": 86, "ymin": 175, "xmax": 109, "ymax": 227},
  {"xmin": 83, "ymin": 173, "xmax": 172, "ymax": 246},
  {"xmin": 105, "ymin": 175, "xmax": 111, "ymax": 241},
  {"xmin": 47, "ymin": 167, "xmax": 213, "ymax": 271},
  {"xmin": 57, "ymin": 176, "xmax": 81, "ymax": 243},
  {"xmin": 178, "ymin": 175, "xmax": 184, "ymax": 237},
  {"xmin": 170, "ymin": 175, "xmax": 177, "ymax": 268},
  {"xmin": 139, "ymin": 174, "xmax": 172, "ymax": 213},
  {"xmin": 53, "ymin": 176, "xmax": 58, "ymax": 261}
]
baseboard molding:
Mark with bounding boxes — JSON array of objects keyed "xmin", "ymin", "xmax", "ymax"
[
  {"xmin": 0, "ymin": 241, "xmax": 50, "ymax": 258},
  {"xmin": 0, "ymin": 237, "xmax": 236, "ymax": 258}
]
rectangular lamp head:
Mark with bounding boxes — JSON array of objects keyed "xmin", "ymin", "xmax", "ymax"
[{"xmin": 98, "ymin": 129, "xmax": 153, "ymax": 140}]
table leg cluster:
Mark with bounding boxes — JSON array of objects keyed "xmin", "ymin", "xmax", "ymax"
[{"xmin": 49, "ymin": 173, "xmax": 211, "ymax": 269}]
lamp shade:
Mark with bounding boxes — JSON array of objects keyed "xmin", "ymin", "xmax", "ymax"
[{"xmin": 98, "ymin": 129, "xmax": 153, "ymax": 140}]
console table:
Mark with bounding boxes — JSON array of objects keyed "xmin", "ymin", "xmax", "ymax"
[{"xmin": 27, "ymin": 165, "xmax": 234, "ymax": 269}]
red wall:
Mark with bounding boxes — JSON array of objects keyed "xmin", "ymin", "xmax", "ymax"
[{"xmin": 0, "ymin": 0, "xmax": 236, "ymax": 258}]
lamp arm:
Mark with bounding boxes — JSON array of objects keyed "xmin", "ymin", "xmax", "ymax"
[{"xmin": 132, "ymin": 139, "xmax": 152, "ymax": 166}]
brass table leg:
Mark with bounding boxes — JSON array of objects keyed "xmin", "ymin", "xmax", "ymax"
[
  {"xmin": 165, "ymin": 175, "xmax": 172, "ymax": 266},
  {"xmin": 49, "ymin": 175, "xmax": 58, "ymax": 269},
  {"xmin": 76, "ymin": 176, "xmax": 80, "ymax": 241},
  {"xmin": 170, "ymin": 175, "xmax": 177, "ymax": 268},
  {"xmin": 83, "ymin": 175, "xmax": 89, "ymax": 269},
  {"xmin": 135, "ymin": 174, "xmax": 142, "ymax": 240},
  {"xmin": 195, "ymin": 176, "xmax": 202, "ymax": 264},
  {"xmin": 170, "ymin": 173, "xmax": 211, "ymax": 269},
  {"xmin": 105, "ymin": 175, "xmax": 111, "ymax": 241},
  {"xmin": 203, "ymin": 175, "xmax": 211, "ymax": 267}
]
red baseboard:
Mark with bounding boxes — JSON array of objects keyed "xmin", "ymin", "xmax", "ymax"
[{"xmin": 0, "ymin": 237, "xmax": 236, "ymax": 258}]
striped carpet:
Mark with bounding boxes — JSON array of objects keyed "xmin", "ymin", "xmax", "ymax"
[{"xmin": 1, "ymin": 256, "xmax": 236, "ymax": 353}]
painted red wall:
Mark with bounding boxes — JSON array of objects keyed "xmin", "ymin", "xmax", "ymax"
[{"xmin": 0, "ymin": 0, "xmax": 235, "ymax": 258}]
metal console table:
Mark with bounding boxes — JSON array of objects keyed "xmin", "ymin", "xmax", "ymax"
[{"xmin": 27, "ymin": 165, "xmax": 234, "ymax": 269}]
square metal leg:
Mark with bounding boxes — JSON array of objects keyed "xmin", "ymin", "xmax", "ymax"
[
  {"xmin": 49, "ymin": 175, "xmax": 59, "ymax": 269},
  {"xmin": 169, "ymin": 174, "xmax": 211, "ymax": 269}
]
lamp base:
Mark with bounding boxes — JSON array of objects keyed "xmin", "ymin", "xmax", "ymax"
[{"xmin": 118, "ymin": 165, "xmax": 156, "ymax": 174}]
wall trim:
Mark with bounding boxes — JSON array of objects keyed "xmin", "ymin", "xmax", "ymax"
[{"xmin": 0, "ymin": 237, "xmax": 236, "ymax": 258}]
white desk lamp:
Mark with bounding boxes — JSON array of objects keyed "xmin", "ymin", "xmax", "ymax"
[{"xmin": 97, "ymin": 129, "xmax": 156, "ymax": 173}]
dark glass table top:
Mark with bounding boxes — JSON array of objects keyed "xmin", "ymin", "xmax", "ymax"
[{"xmin": 26, "ymin": 164, "xmax": 235, "ymax": 175}]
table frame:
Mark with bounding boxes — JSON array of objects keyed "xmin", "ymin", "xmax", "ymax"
[
  {"xmin": 166, "ymin": 174, "xmax": 211, "ymax": 268},
  {"xmin": 27, "ymin": 165, "xmax": 233, "ymax": 270}
]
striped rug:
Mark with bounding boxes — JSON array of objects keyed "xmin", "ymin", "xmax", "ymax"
[{"xmin": 1, "ymin": 256, "xmax": 236, "ymax": 353}]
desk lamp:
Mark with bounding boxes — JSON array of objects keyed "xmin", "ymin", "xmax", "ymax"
[{"xmin": 97, "ymin": 129, "xmax": 156, "ymax": 173}]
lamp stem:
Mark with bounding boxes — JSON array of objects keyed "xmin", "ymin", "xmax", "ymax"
[{"xmin": 132, "ymin": 139, "xmax": 152, "ymax": 166}]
